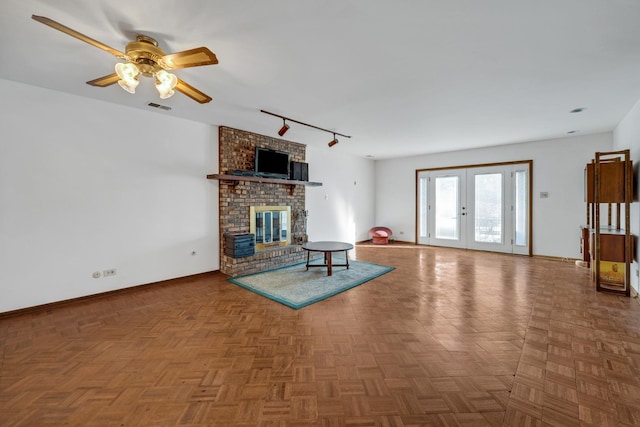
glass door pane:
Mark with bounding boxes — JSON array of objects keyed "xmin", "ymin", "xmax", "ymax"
[
  {"xmin": 467, "ymin": 167, "xmax": 511, "ymax": 253},
  {"xmin": 474, "ymin": 173, "xmax": 502, "ymax": 244},
  {"xmin": 255, "ymin": 212, "xmax": 264, "ymax": 243},
  {"xmin": 418, "ymin": 175, "xmax": 428, "ymax": 241},
  {"xmin": 273, "ymin": 212, "xmax": 281, "ymax": 242},
  {"xmin": 435, "ymin": 176, "xmax": 460, "ymax": 240},
  {"xmin": 281, "ymin": 211, "xmax": 288, "ymax": 240},
  {"xmin": 515, "ymin": 170, "xmax": 527, "ymax": 246},
  {"xmin": 264, "ymin": 212, "xmax": 272, "ymax": 243}
]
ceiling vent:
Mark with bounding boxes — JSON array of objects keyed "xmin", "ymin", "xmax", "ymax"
[{"xmin": 148, "ymin": 102, "xmax": 172, "ymax": 111}]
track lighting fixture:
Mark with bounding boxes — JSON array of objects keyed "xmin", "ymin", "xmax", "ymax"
[
  {"xmin": 261, "ymin": 109, "xmax": 351, "ymax": 148},
  {"xmin": 278, "ymin": 119, "xmax": 290, "ymax": 136}
]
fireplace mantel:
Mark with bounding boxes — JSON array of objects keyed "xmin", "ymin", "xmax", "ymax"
[{"xmin": 207, "ymin": 174, "xmax": 322, "ymax": 187}]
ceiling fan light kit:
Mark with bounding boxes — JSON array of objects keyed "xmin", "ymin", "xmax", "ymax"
[
  {"xmin": 31, "ymin": 15, "xmax": 218, "ymax": 104},
  {"xmin": 261, "ymin": 110, "xmax": 351, "ymax": 148}
]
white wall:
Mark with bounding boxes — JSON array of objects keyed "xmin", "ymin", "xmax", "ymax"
[
  {"xmin": 305, "ymin": 146, "xmax": 375, "ymax": 244},
  {"xmin": 375, "ymin": 133, "xmax": 613, "ymax": 258},
  {"xmin": 0, "ymin": 79, "xmax": 219, "ymax": 313},
  {"xmin": 613, "ymin": 98, "xmax": 640, "ymax": 293},
  {"xmin": 3, "ymin": 74, "xmax": 620, "ymax": 312}
]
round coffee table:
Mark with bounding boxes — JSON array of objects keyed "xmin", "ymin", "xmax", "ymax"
[{"xmin": 302, "ymin": 241, "xmax": 354, "ymax": 276}]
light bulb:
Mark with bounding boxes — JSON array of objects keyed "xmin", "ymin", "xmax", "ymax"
[
  {"xmin": 115, "ymin": 63, "xmax": 139, "ymax": 94},
  {"xmin": 117, "ymin": 79, "xmax": 139, "ymax": 94},
  {"xmin": 115, "ymin": 63, "xmax": 139, "ymax": 82},
  {"xmin": 158, "ymin": 88, "xmax": 175, "ymax": 99},
  {"xmin": 155, "ymin": 70, "xmax": 177, "ymax": 99}
]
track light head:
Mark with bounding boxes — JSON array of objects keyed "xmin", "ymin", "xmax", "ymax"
[
  {"xmin": 278, "ymin": 120, "xmax": 289, "ymax": 136},
  {"xmin": 328, "ymin": 136, "xmax": 338, "ymax": 147}
]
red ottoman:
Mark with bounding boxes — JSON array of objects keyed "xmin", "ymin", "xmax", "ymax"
[{"xmin": 369, "ymin": 226, "xmax": 392, "ymax": 245}]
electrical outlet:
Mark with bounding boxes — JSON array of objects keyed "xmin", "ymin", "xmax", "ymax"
[{"xmin": 103, "ymin": 269, "xmax": 116, "ymax": 277}]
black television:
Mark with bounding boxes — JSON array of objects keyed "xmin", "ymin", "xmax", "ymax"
[{"xmin": 254, "ymin": 147, "xmax": 290, "ymax": 179}]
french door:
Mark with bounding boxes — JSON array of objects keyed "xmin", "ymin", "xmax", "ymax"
[{"xmin": 417, "ymin": 162, "xmax": 530, "ymax": 255}]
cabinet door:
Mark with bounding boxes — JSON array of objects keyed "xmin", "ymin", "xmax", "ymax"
[
  {"xmin": 600, "ymin": 234, "xmax": 626, "ymax": 262},
  {"xmin": 590, "ymin": 232, "xmax": 628, "ymax": 263},
  {"xmin": 585, "ymin": 162, "xmax": 625, "ymax": 203}
]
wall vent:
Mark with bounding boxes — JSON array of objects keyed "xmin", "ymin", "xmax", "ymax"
[{"xmin": 147, "ymin": 102, "xmax": 172, "ymax": 111}]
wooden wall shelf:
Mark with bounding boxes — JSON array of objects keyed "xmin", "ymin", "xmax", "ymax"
[{"xmin": 207, "ymin": 174, "xmax": 322, "ymax": 187}]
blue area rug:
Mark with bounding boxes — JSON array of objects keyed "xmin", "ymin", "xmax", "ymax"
[{"xmin": 228, "ymin": 257, "xmax": 394, "ymax": 309}]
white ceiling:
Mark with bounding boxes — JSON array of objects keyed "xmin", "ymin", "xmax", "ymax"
[{"xmin": 2, "ymin": 0, "xmax": 640, "ymax": 159}]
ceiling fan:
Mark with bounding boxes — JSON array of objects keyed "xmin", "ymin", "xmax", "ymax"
[{"xmin": 31, "ymin": 15, "xmax": 218, "ymax": 104}]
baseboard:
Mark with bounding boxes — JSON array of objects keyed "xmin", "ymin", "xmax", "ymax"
[
  {"xmin": 0, "ymin": 270, "xmax": 220, "ymax": 320},
  {"xmin": 356, "ymin": 242, "xmax": 579, "ymax": 262},
  {"xmin": 532, "ymin": 254, "xmax": 580, "ymax": 263},
  {"xmin": 356, "ymin": 239, "xmax": 415, "ymax": 245}
]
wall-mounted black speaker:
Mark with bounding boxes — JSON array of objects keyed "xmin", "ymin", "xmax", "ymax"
[{"xmin": 290, "ymin": 161, "xmax": 309, "ymax": 181}]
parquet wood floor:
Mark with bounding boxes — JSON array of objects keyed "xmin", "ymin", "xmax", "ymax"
[{"xmin": 2, "ymin": 245, "xmax": 640, "ymax": 426}]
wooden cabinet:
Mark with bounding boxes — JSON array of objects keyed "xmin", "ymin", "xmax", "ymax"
[{"xmin": 584, "ymin": 150, "xmax": 633, "ymax": 296}]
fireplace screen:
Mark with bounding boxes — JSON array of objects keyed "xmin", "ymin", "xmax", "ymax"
[{"xmin": 250, "ymin": 206, "xmax": 291, "ymax": 250}]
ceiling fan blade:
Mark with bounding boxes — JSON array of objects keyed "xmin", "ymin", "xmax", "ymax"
[
  {"xmin": 159, "ymin": 47, "xmax": 218, "ymax": 70},
  {"xmin": 175, "ymin": 79, "xmax": 213, "ymax": 104},
  {"xmin": 32, "ymin": 15, "xmax": 126, "ymax": 59},
  {"xmin": 86, "ymin": 73, "xmax": 120, "ymax": 87}
]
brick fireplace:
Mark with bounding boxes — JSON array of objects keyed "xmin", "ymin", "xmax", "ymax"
[{"xmin": 216, "ymin": 126, "xmax": 309, "ymax": 276}]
